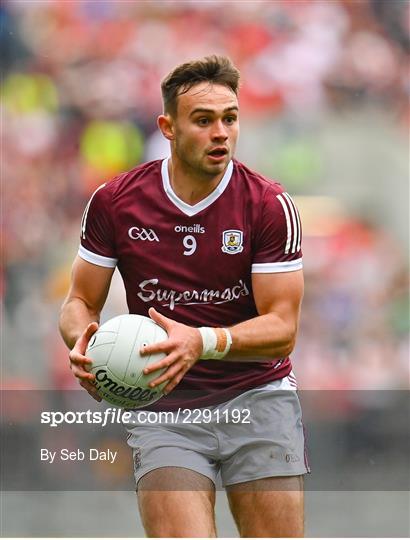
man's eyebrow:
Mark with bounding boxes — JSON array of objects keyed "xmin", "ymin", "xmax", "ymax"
[{"xmin": 189, "ymin": 106, "xmax": 239, "ymax": 117}]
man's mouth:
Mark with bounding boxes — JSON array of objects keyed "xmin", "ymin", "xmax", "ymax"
[{"xmin": 207, "ymin": 148, "xmax": 228, "ymax": 158}]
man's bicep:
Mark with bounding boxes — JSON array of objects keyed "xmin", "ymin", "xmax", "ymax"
[
  {"xmin": 67, "ymin": 256, "xmax": 115, "ymax": 314},
  {"xmin": 252, "ymin": 270, "xmax": 304, "ymax": 319}
]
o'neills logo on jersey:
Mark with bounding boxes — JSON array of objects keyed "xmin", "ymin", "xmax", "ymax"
[
  {"xmin": 174, "ymin": 224, "xmax": 205, "ymax": 234},
  {"xmin": 137, "ymin": 278, "xmax": 250, "ymax": 311}
]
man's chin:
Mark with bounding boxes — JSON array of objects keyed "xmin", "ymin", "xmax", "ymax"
[{"xmin": 203, "ymin": 156, "xmax": 230, "ymax": 175}]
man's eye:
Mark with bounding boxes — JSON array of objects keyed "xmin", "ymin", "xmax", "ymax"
[
  {"xmin": 197, "ymin": 118, "xmax": 209, "ymax": 126},
  {"xmin": 225, "ymin": 116, "xmax": 236, "ymax": 125}
]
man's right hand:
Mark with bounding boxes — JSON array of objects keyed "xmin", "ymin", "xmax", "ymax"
[{"xmin": 69, "ymin": 322, "xmax": 102, "ymax": 401}]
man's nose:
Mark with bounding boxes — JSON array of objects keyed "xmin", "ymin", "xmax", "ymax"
[{"xmin": 211, "ymin": 120, "xmax": 228, "ymax": 141}]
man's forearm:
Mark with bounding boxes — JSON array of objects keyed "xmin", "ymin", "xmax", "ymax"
[
  {"xmin": 59, "ymin": 297, "xmax": 100, "ymax": 349},
  {"xmin": 226, "ymin": 312, "xmax": 298, "ymax": 361}
]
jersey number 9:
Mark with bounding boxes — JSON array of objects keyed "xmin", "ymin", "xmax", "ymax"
[{"xmin": 183, "ymin": 235, "xmax": 197, "ymax": 256}]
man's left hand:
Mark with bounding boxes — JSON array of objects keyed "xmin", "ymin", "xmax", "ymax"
[{"xmin": 140, "ymin": 307, "xmax": 203, "ymax": 394}]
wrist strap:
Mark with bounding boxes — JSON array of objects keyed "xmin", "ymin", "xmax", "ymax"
[{"xmin": 198, "ymin": 327, "xmax": 232, "ymax": 359}]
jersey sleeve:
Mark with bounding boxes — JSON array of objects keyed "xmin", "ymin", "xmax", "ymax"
[
  {"xmin": 252, "ymin": 187, "xmax": 303, "ymax": 273},
  {"xmin": 78, "ymin": 183, "xmax": 117, "ymax": 268}
]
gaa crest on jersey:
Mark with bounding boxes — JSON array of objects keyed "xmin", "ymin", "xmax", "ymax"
[{"xmin": 222, "ymin": 230, "xmax": 244, "ymax": 254}]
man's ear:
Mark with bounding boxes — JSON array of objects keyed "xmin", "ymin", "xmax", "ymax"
[{"xmin": 157, "ymin": 114, "xmax": 175, "ymax": 141}]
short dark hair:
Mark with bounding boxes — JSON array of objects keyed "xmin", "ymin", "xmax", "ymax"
[{"xmin": 161, "ymin": 55, "xmax": 240, "ymax": 116}]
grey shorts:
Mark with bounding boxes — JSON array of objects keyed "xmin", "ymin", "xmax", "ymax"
[{"xmin": 124, "ymin": 374, "xmax": 309, "ymax": 488}]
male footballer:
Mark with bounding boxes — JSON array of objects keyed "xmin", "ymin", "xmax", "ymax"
[{"xmin": 60, "ymin": 55, "xmax": 308, "ymax": 537}]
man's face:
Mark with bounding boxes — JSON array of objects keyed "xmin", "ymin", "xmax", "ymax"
[{"xmin": 171, "ymin": 82, "xmax": 239, "ymax": 178}]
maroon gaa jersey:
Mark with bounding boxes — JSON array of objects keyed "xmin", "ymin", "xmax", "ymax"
[{"xmin": 79, "ymin": 158, "xmax": 302, "ymax": 410}]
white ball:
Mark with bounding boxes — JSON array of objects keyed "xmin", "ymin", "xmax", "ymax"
[{"xmin": 86, "ymin": 314, "xmax": 168, "ymax": 408}]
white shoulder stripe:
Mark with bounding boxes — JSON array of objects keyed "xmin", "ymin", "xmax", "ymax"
[
  {"xmin": 80, "ymin": 183, "xmax": 106, "ymax": 239},
  {"xmin": 283, "ymin": 192, "xmax": 298, "ymax": 253},
  {"xmin": 283, "ymin": 192, "xmax": 300, "ymax": 254},
  {"xmin": 295, "ymin": 199, "xmax": 302, "ymax": 251},
  {"xmin": 276, "ymin": 194, "xmax": 292, "ymax": 254},
  {"xmin": 286, "ymin": 192, "xmax": 302, "ymax": 251},
  {"xmin": 78, "ymin": 245, "xmax": 117, "ymax": 268}
]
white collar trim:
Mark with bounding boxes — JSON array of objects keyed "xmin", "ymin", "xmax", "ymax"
[{"xmin": 161, "ymin": 157, "xmax": 233, "ymax": 217}]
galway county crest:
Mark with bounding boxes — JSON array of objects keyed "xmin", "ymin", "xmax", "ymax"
[{"xmin": 222, "ymin": 230, "xmax": 244, "ymax": 254}]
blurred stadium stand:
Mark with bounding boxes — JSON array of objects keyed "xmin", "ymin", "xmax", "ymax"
[
  {"xmin": 1, "ymin": 1, "xmax": 409, "ymax": 536},
  {"xmin": 2, "ymin": 0, "xmax": 408, "ymax": 391}
]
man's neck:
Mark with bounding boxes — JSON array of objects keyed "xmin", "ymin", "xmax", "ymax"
[{"xmin": 168, "ymin": 158, "xmax": 226, "ymax": 206}]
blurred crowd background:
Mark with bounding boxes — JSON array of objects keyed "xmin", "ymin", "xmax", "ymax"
[
  {"xmin": 2, "ymin": 0, "xmax": 409, "ymax": 391},
  {"xmin": 1, "ymin": 1, "xmax": 409, "ymax": 537}
]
